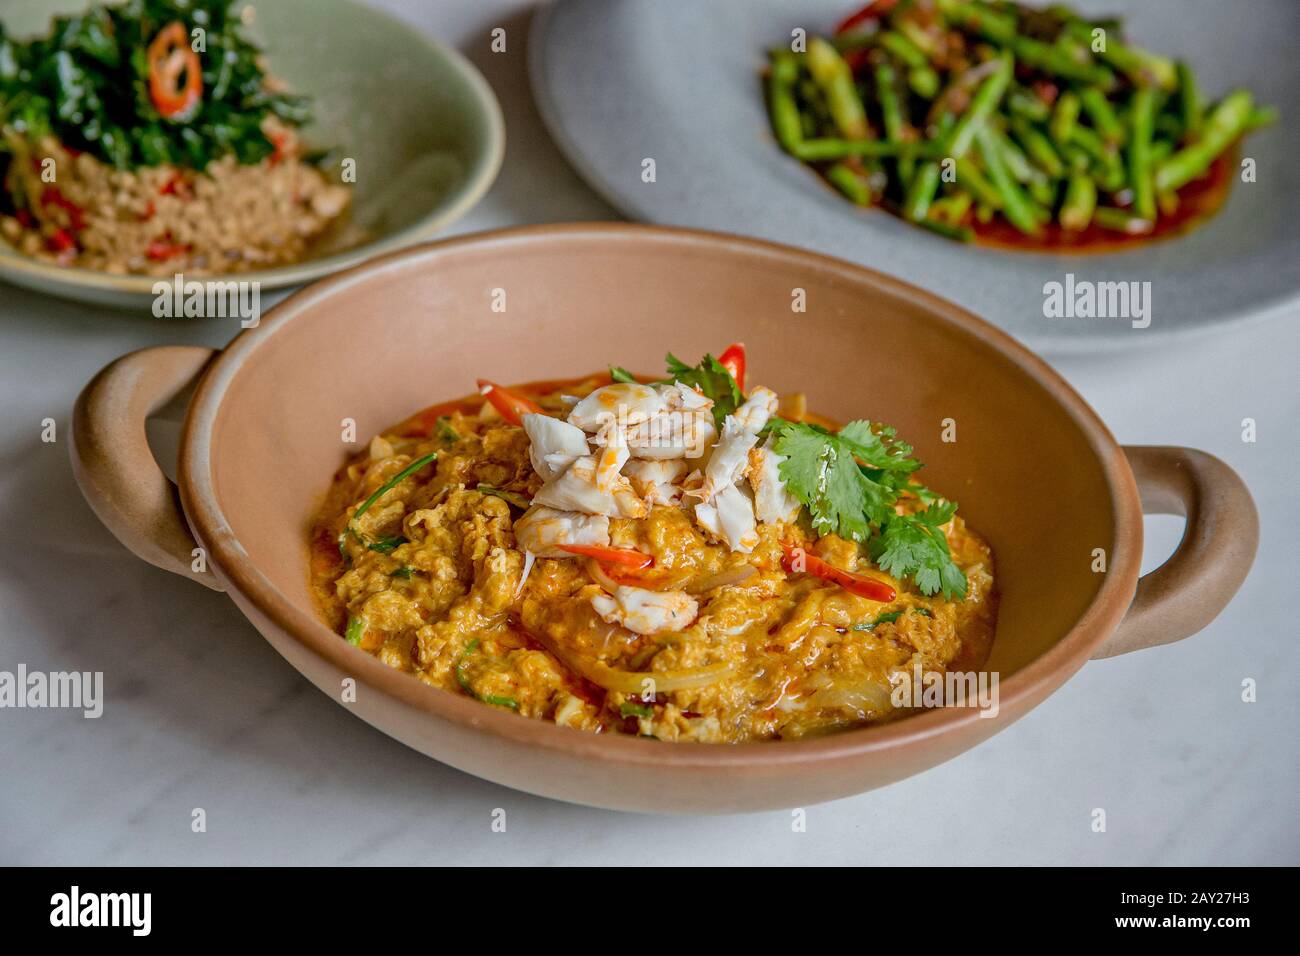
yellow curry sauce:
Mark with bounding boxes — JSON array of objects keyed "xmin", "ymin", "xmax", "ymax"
[{"xmin": 310, "ymin": 372, "xmax": 997, "ymax": 742}]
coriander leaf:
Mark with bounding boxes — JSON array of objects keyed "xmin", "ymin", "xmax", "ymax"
[
  {"xmin": 771, "ymin": 420, "xmax": 895, "ymax": 538},
  {"xmin": 869, "ymin": 502, "xmax": 967, "ymax": 600},
  {"xmin": 609, "ymin": 365, "xmax": 638, "ymax": 384},
  {"xmin": 664, "ymin": 352, "xmax": 743, "ymax": 426}
]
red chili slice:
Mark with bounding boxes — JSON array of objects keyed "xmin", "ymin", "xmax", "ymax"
[
  {"xmin": 40, "ymin": 186, "xmax": 86, "ymax": 232},
  {"xmin": 46, "ymin": 228, "xmax": 77, "ymax": 253},
  {"xmin": 146, "ymin": 239, "xmax": 189, "ymax": 261},
  {"xmin": 782, "ymin": 543, "xmax": 897, "ymax": 603},
  {"xmin": 147, "ymin": 21, "xmax": 203, "ymax": 120},
  {"xmin": 476, "ymin": 379, "xmax": 544, "ymax": 426},
  {"xmin": 718, "ymin": 342, "xmax": 746, "ymax": 393}
]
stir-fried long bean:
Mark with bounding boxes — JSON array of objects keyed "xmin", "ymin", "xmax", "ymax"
[{"xmin": 764, "ymin": 0, "xmax": 1274, "ymax": 244}]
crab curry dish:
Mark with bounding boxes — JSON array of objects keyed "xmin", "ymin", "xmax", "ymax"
[{"xmin": 311, "ymin": 345, "xmax": 997, "ymax": 742}]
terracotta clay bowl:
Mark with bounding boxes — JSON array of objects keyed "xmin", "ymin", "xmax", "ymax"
[{"xmin": 69, "ymin": 224, "xmax": 1258, "ymax": 813}]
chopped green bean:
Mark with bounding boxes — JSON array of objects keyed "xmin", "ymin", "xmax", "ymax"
[
  {"xmin": 874, "ymin": 62, "xmax": 906, "ymax": 144},
  {"xmin": 1050, "ymin": 91, "xmax": 1081, "ymax": 148},
  {"xmin": 826, "ymin": 162, "xmax": 873, "ymax": 204},
  {"xmin": 1094, "ymin": 206, "xmax": 1154, "ymax": 235},
  {"xmin": 955, "ymin": 159, "xmax": 1004, "ymax": 209},
  {"xmin": 1079, "ymin": 87, "xmax": 1124, "ymax": 144},
  {"xmin": 1007, "ymin": 88, "xmax": 1051, "ymax": 123},
  {"xmin": 767, "ymin": 53, "xmax": 804, "ymax": 152},
  {"xmin": 918, "ymin": 217, "xmax": 974, "ymax": 242},
  {"xmin": 1012, "ymin": 37, "xmax": 1115, "ymax": 87},
  {"xmin": 1060, "ymin": 173, "xmax": 1097, "ymax": 231},
  {"xmin": 945, "ymin": 53, "xmax": 1013, "ymax": 160},
  {"xmin": 1127, "ymin": 86, "xmax": 1158, "ymax": 219},
  {"xmin": 903, "ymin": 161, "xmax": 942, "ymax": 221},
  {"xmin": 793, "ymin": 138, "xmax": 933, "ymax": 161},
  {"xmin": 1080, "ymin": 25, "xmax": 1177, "ymax": 90},
  {"xmin": 1176, "ymin": 61, "xmax": 1202, "ymax": 138},
  {"xmin": 908, "ymin": 66, "xmax": 941, "ymax": 99},
  {"xmin": 974, "ymin": 125, "xmax": 1042, "ymax": 235},
  {"xmin": 1009, "ymin": 118, "xmax": 1065, "ymax": 178},
  {"xmin": 937, "ymin": 0, "xmax": 1017, "ymax": 44},
  {"xmin": 1154, "ymin": 90, "xmax": 1252, "ymax": 193},
  {"xmin": 878, "ymin": 31, "xmax": 929, "ymax": 69},
  {"xmin": 807, "ymin": 37, "xmax": 870, "ymax": 139},
  {"xmin": 1246, "ymin": 105, "xmax": 1278, "ymax": 131},
  {"xmin": 930, "ymin": 191, "xmax": 973, "ymax": 224}
]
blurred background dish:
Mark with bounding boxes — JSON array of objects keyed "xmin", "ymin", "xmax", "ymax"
[
  {"xmin": 531, "ymin": 0, "xmax": 1300, "ymax": 352},
  {"xmin": 0, "ymin": 0, "xmax": 504, "ymax": 308}
]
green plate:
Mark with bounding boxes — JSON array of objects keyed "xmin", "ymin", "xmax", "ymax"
[{"xmin": 0, "ymin": 0, "xmax": 504, "ymax": 309}]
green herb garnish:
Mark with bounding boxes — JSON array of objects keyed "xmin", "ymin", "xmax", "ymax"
[
  {"xmin": 434, "ymin": 416, "xmax": 459, "ymax": 443},
  {"xmin": 871, "ymin": 500, "xmax": 967, "ymax": 600},
  {"xmin": 344, "ymin": 614, "xmax": 365, "ymax": 646},
  {"xmin": 770, "ymin": 419, "xmax": 967, "ymax": 599},
  {"xmin": 390, "ymin": 567, "xmax": 415, "ymax": 580},
  {"xmin": 339, "ymin": 452, "xmax": 437, "ymax": 557},
  {"xmin": 620, "ymin": 701, "xmax": 654, "ymax": 719},
  {"xmin": 609, "ymin": 365, "xmax": 638, "ymax": 384},
  {"xmin": 0, "ymin": 0, "xmax": 316, "ymax": 171},
  {"xmin": 852, "ymin": 607, "xmax": 934, "ymax": 631},
  {"xmin": 367, "ymin": 535, "xmax": 405, "ymax": 555},
  {"xmin": 455, "ymin": 638, "xmax": 520, "ymax": 711},
  {"xmin": 853, "ymin": 610, "xmax": 903, "ymax": 632},
  {"xmin": 476, "ymin": 484, "xmax": 532, "ymax": 509},
  {"xmin": 665, "ymin": 352, "xmax": 743, "ymax": 426}
]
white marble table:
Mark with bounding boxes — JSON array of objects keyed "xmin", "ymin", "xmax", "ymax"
[{"xmin": 1, "ymin": 0, "xmax": 1295, "ymax": 865}]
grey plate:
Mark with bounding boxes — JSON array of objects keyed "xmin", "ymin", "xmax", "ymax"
[{"xmin": 531, "ymin": 0, "xmax": 1299, "ymax": 353}]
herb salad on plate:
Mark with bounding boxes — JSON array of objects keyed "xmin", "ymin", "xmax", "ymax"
[{"xmin": 0, "ymin": 0, "xmax": 351, "ymax": 275}]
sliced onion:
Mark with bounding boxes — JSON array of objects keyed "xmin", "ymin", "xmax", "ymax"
[
  {"xmin": 685, "ymin": 563, "xmax": 757, "ymax": 594},
  {"xmin": 581, "ymin": 658, "xmax": 734, "ymax": 695},
  {"xmin": 586, "ymin": 557, "xmax": 622, "ymax": 594},
  {"xmin": 807, "ymin": 677, "xmax": 895, "ymax": 716},
  {"xmin": 514, "ymin": 551, "xmax": 536, "ymax": 599},
  {"xmin": 523, "ymin": 617, "xmax": 733, "ymax": 694}
]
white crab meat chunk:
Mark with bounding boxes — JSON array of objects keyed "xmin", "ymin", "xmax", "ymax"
[
  {"xmin": 594, "ymin": 442, "xmax": 630, "ymax": 493},
  {"xmin": 521, "ymin": 413, "xmax": 589, "ymax": 481},
  {"xmin": 616, "ymin": 409, "xmax": 716, "ymax": 460},
  {"xmin": 590, "ymin": 585, "xmax": 699, "ymax": 635},
  {"xmin": 748, "ymin": 444, "xmax": 800, "ymax": 524},
  {"xmin": 513, "ymin": 506, "xmax": 610, "ymax": 558},
  {"xmin": 659, "ymin": 381, "xmax": 713, "ymax": 412},
  {"xmin": 697, "ymin": 416, "xmax": 759, "ymax": 500},
  {"xmin": 567, "ymin": 383, "xmax": 663, "ymax": 433},
  {"xmin": 693, "ymin": 482, "xmax": 759, "ymax": 553},
  {"xmin": 733, "ymin": 385, "xmax": 779, "ymax": 434},
  {"xmin": 534, "ymin": 456, "xmax": 648, "ymax": 518},
  {"xmin": 623, "ymin": 458, "xmax": 688, "ymax": 505}
]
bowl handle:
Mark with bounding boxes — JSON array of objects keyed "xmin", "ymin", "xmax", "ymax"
[
  {"xmin": 1091, "ymin": 445, "xmax": 1257, "ymax": 658},
  {"xmin": 70, "ymin": 346, "xmax": 224, "ymax": 592}
]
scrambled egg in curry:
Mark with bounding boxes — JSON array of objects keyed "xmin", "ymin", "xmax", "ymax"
[{"xmin": 311, "ymin": 353, "xmax": 996, "ymax": 742}]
